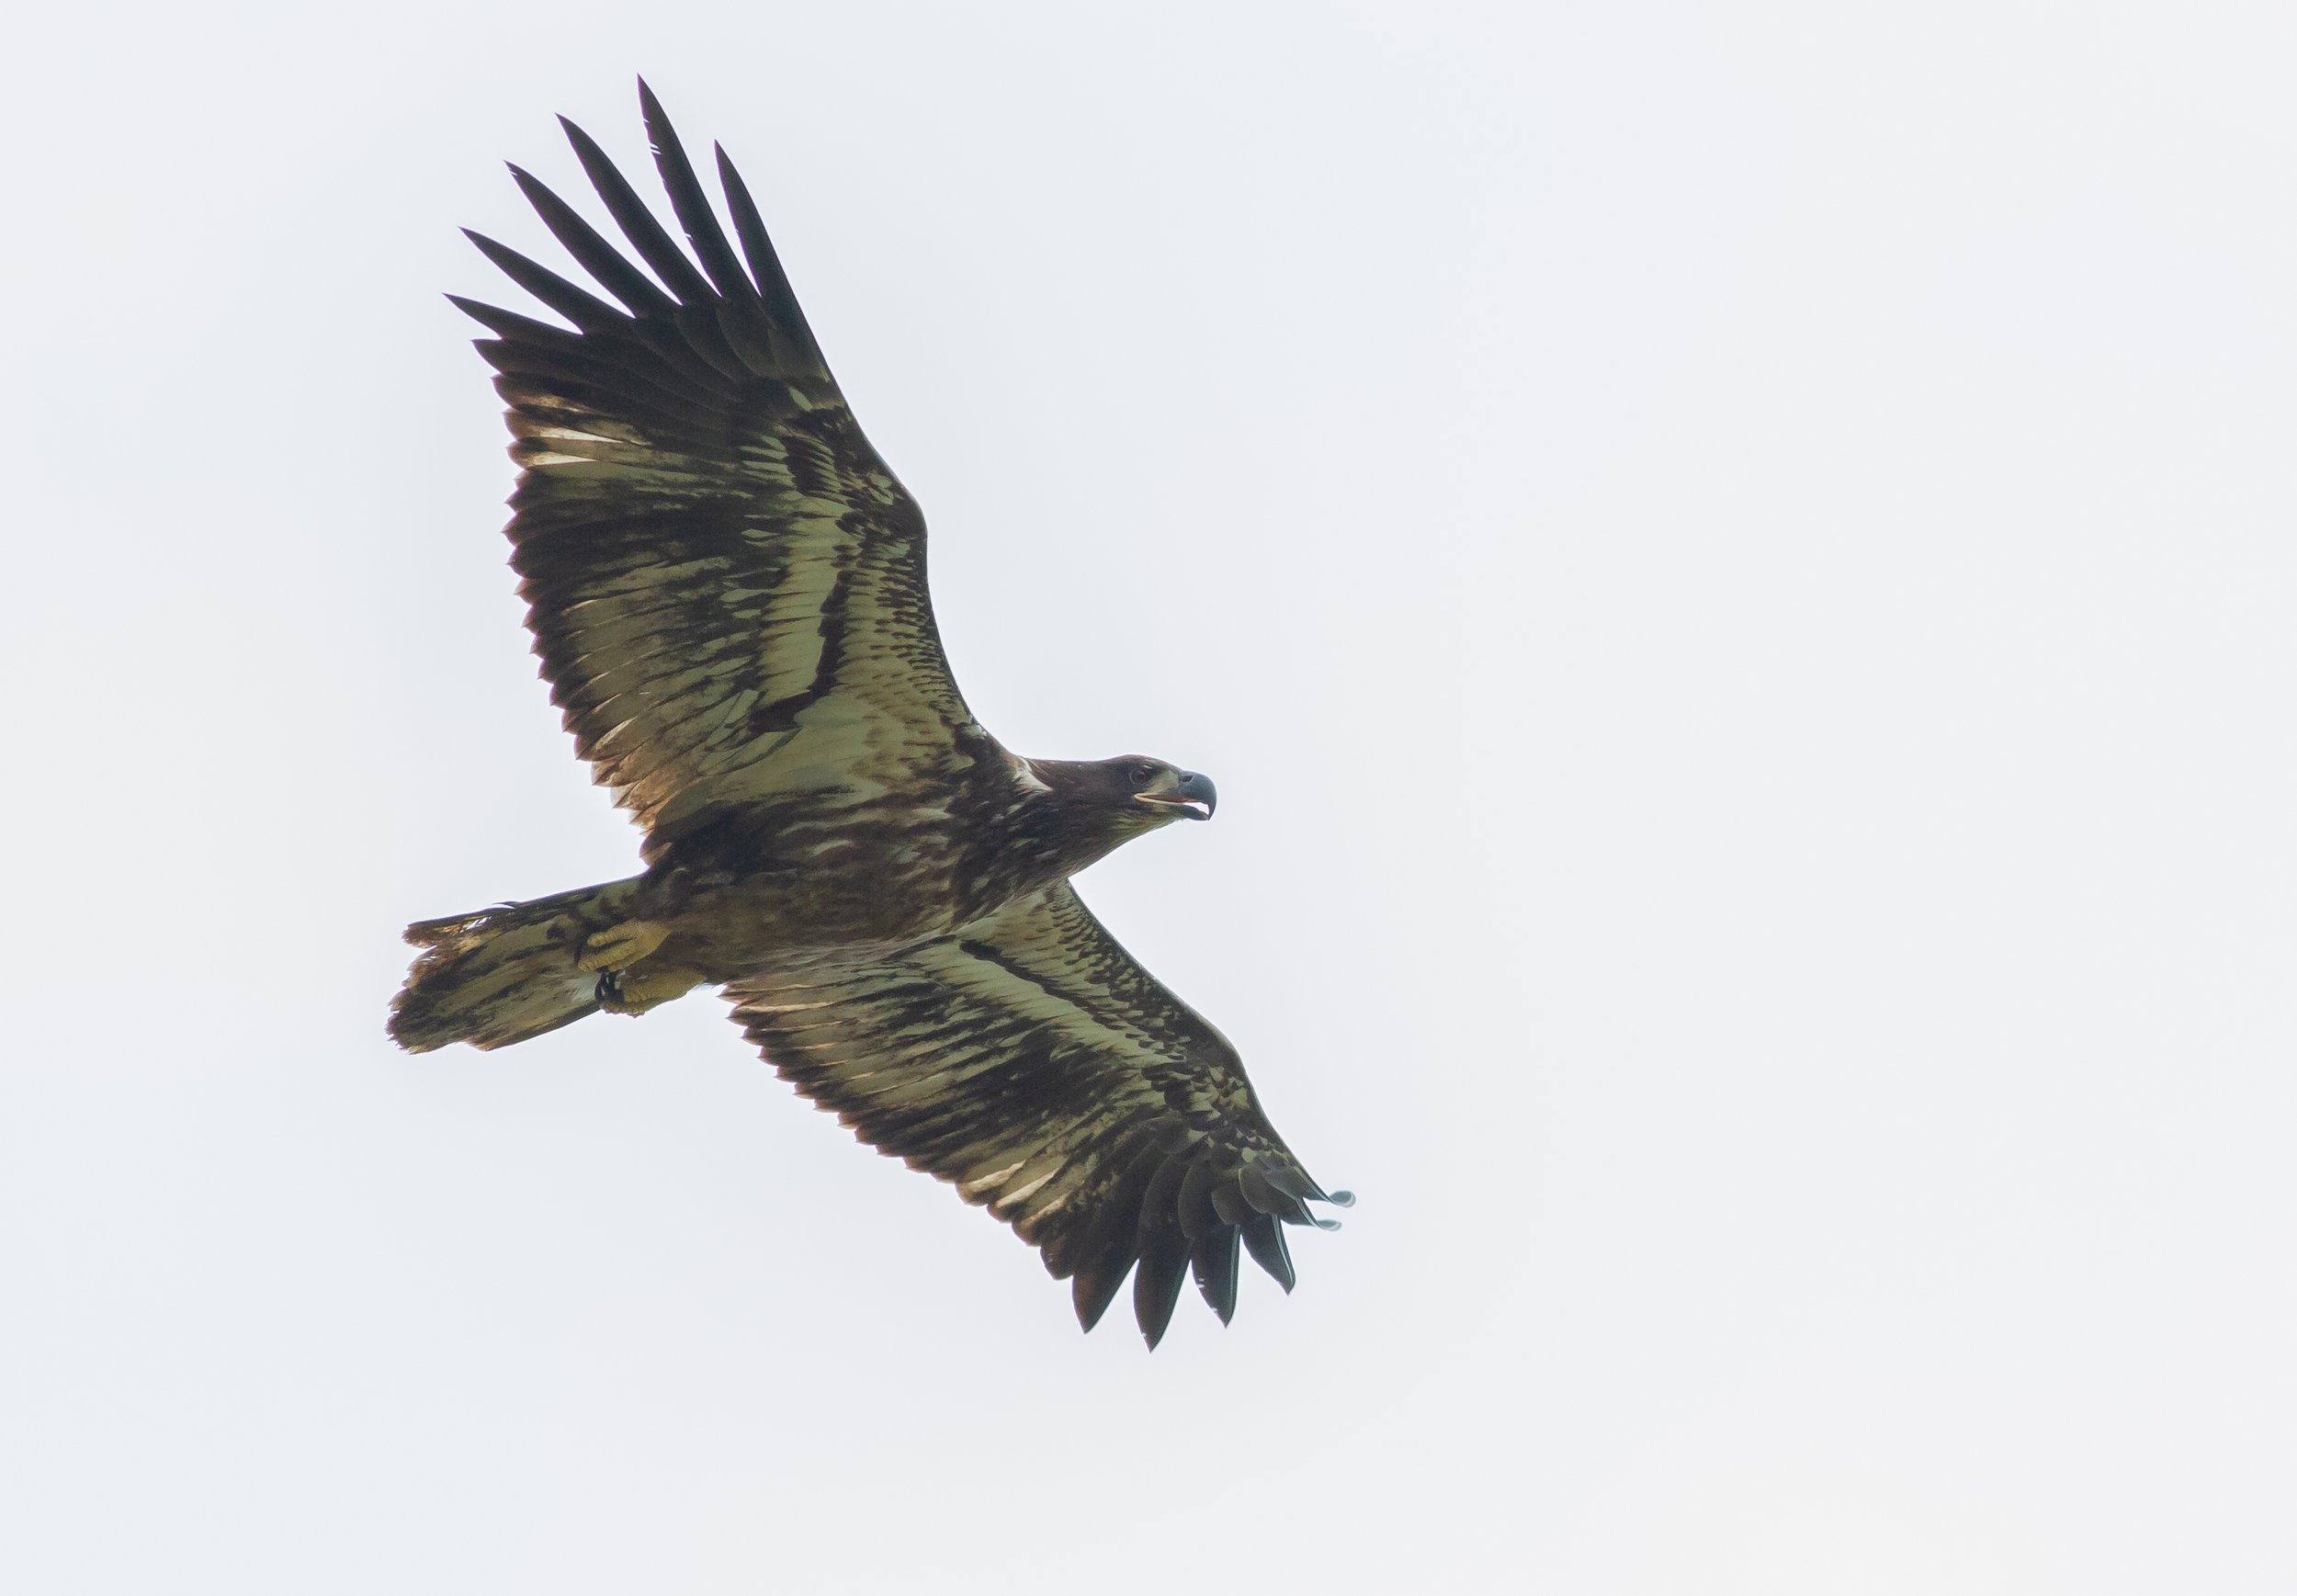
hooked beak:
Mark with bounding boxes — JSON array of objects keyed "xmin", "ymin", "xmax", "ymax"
[{"xmin": 1137, "ymin": 769, "xmax": 1216, "ymax": 821}]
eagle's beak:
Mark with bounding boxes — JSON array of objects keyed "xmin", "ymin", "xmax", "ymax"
[{"xmin": 1137, "ymin": 769, "xmax": 1216, "ymax": 821}]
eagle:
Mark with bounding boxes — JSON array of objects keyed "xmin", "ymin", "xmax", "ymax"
[{"xmin": 388, "ymin": 84, "xmax": 1349, "ymax": 1347}]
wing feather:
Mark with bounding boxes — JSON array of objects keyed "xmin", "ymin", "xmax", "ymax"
[
  {"xmin": 637, "ymin": 83, "xmax": 758, "ymax": 308},
  {"xmin": 508, "ymin": 164, "xmax": 679, "ymax": 319},
  {"xmin": 458, "ymin": 83, "xmax": 979, "ymax": 855},
  {"xmin": 726, "ymin": 885, "xmax": 1345, "ymax": 1347}
]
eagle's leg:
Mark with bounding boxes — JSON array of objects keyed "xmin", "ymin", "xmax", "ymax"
[
  {"xmin": 594, "ymin": 960, "xmax": 707, "ymax": 1015},
  {"xmin": 575, "ymin": 919, "xmax": 673, "ymax": 972}
]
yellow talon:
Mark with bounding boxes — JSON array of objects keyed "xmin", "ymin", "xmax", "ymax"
[{"xmin": 577, "ymin": 920, "xmax": 672, "ymax": 972}]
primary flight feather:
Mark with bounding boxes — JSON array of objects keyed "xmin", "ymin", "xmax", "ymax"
[{"xmin": 389, "ymin": 82, "xmax": 1348, "ymax": 1347}]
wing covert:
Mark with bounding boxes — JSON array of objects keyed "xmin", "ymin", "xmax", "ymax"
[{"xmin": 726, "ymin": 884, "xmax": 1349, "ymax": 1347}]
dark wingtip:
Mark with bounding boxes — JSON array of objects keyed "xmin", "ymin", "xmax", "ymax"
[
  {"xmin": 1192, "ymin": 1227, "xmax": 1241, "ymax": 1326},
  {"xmin": 1240, "ymin": 1213, "xmax": 1296, "ymax": 1293},
  {"xmin": 1136, "ymin": 1264, "xmax": 1185, "ymax": 1347},
  {"xmin": 1071, "ymin": 1263, "xmax": 1127, "ymax": 1333},
  {"xmin": 460, "ymin": 227, "xmax": 521, "ymax": 270},
  {"xmin": 443, "ymin": 291, "xmax": 498, "ymax": 327},
  {"xmin": 504, "ymin": 163, "xmax": 552, "ymax": 206},
  {"xmin": 556, "ymin": 113, "xmax": 609, "ymax": 171},
  {"xmin": 459, "ymin": 228, "xmax": 520, "ymax": 273},
  {"xmin": 1132, "ymin": 1196, "xmax": 1191, "ymax": 1349},
  {"xmin": 1328, "ymin": 1189, "xmax": 1356, "ymax": 1208}
]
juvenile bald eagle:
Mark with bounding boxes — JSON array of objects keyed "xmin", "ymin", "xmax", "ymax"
[{"xmin": 388, "ymin": 84, "xmax": 1348, "ymax": 1346}]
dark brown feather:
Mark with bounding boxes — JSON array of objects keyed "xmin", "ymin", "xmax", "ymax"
[
  {"xmin": 1133, "ymin": 1160, "xmax": 1194, "ymax": 1349},
  {"xmin": 637, "ymin": 82, "xmax": 757, "ymax": 307},
  {"xmin": 1191, "ymin": 1226, "xmax": 1242, "ymax": 1325}
]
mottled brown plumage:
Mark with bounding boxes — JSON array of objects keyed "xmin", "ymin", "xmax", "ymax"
[{"xmin": 389, "ymin": 83, "xmax": 1347, "ymax": 1346}]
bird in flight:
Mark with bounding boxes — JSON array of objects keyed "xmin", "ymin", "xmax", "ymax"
[{"xmin": 389, "ymin": 83, "xmax": 1349, "ymax": 1347}]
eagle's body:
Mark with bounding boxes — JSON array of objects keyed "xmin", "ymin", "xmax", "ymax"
[
  {"xmin": 390, "ymin": 85, "xmax": 1345, "ymax": 1346},
  {"xmin": 598, "ymin": 752, "xmax": 1074, "ymax": 975}
]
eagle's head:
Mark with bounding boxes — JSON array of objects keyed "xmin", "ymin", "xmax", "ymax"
[
  {"xmin": 1106, "ymin": 755, "xmax": 1217, "ymax": 826},
  {"xmin": 1024, "ymin": 754, "xmax": 1217, "ymax": 869}
]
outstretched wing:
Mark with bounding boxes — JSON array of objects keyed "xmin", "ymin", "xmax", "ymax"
[
  {"xmin": 457, "ymin": 83, "xmax": 980, "ymax": 855},
  {"xmin": 726, "ymin": 884, "xmax": 1350, "ymax": 1347}
]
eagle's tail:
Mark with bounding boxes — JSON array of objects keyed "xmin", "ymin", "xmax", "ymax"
[{"xmin": 386, "ymin": 878, "xmax": 642, "ymax": 1052}]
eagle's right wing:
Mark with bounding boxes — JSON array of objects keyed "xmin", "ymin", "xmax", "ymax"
[
  {"xmin": 457, "ymin": 85, "xmax": 984, "ymax": 857},
  {"xmin": 726, "ymin": 884, "xmax": 1351, "ymax": 1347}
]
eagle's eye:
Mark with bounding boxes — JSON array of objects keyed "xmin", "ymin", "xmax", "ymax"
[{"xmin": 1129, "ymin": 762, "xmax": 1158, "ymax": 786}]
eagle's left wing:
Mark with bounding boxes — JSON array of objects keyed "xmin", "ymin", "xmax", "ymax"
[
  {"xmin": 452, "ymin": 85, "xmax": 987, "ymax": 859},
  {"xmin": 726, "ymin": 885, "xmax": 1349, "ymax": 1346}
]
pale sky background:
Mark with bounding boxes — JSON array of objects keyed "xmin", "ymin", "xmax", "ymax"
[{"xmin": 6, "ymin": 3, "xmax": 2293, "ymax": 1591}]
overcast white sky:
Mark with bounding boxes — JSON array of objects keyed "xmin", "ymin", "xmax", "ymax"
[{"xmin": 6, "ymin": 2, "xmax": 2294, "ymax": 1590}]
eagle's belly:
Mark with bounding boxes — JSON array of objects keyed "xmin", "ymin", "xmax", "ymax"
[
  {"xmin": 683, "ymin": 855, "xmax": 968, "ymax": 961},
  {"xmin": 638, "ymin": 795, "xmax": 1056, "ymax": 978}
]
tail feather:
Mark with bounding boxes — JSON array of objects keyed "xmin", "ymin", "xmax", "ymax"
[{"xmin": 388, "ymin": 878, "xmax": 639, "ymax": 1051}]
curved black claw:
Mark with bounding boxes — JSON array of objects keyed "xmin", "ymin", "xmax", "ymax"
[{"xmin": 594, "ymin": 969, "xmax": 623, "ymax": 1007}]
